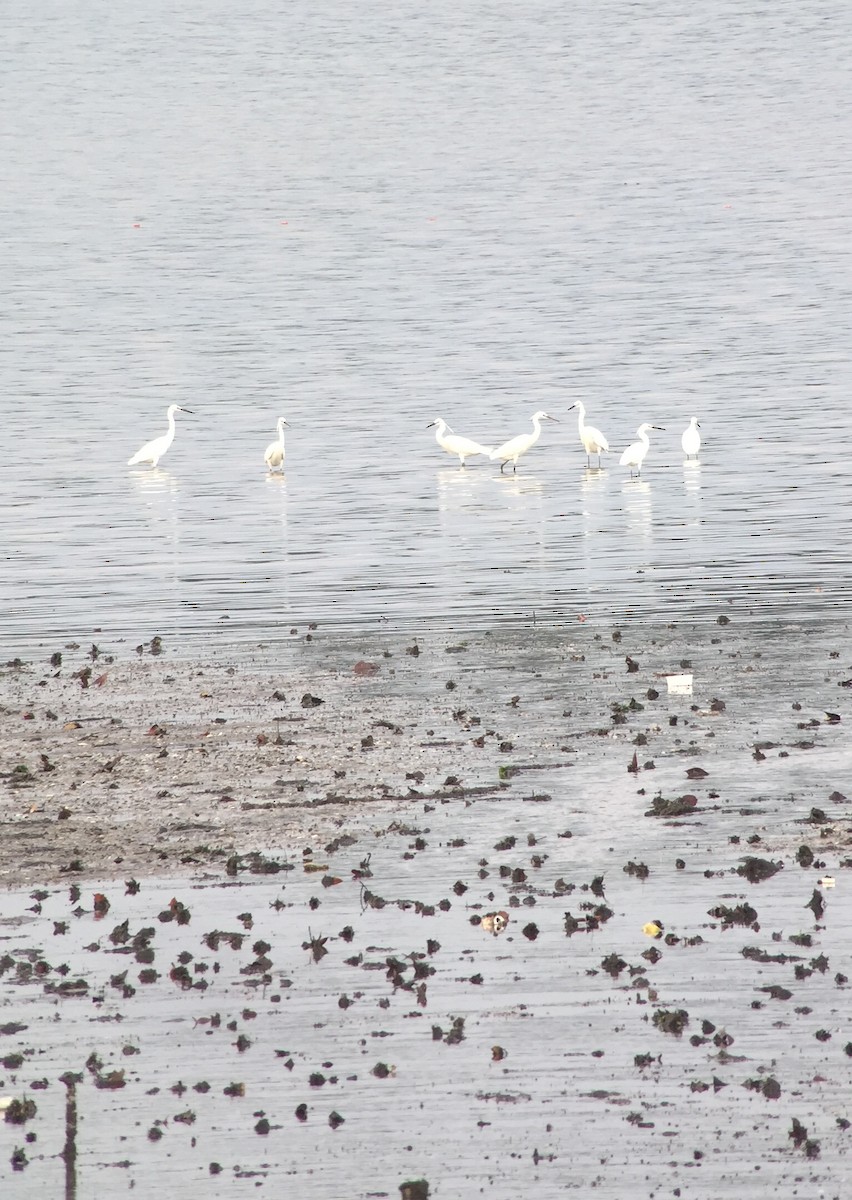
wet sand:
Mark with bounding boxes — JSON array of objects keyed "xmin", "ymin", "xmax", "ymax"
[{"xmin": 1, "ymin": 620, "xmax": 851, "ymax": 1197}]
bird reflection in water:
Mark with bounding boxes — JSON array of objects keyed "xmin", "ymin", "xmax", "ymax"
[
  {"xmin": 622, "ymin": 477, "xmax": 653, "ymax": 542},
  {"xmin": 128, "ymin": 467, "xmax": 178, "ymax": 497},
  {"xmin": 127, "ymin": 466, "xmax": 182, "ymax": 609},
  {"xmin": 579, "ymin": 464, "xmax": 609, "ymax": 541},
  {"xmin": 436, "ymin": 466, "xmax": 491, "ymax": 513},
  {"xmin": 492, "ymin": 473, "xmax": 544, "ymax": 500},
  {"xmin": 683, "ymin": 458, "xmax": 702, "ymax": 495},
  {"xmin": 128, "ymin": 470, "xmax": 179, "ymax": 552},
  {"xmin": 264, "ymin": 467, "xmax": 288, "ymax": 539},
  {"xmin": 580, "ymin": 465, "xmax": 608, "ymax": 494}
]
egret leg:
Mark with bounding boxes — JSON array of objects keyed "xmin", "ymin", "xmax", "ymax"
[{"xmin": 500, "ymin": 461, "xmax": 506, "ymax": 473}]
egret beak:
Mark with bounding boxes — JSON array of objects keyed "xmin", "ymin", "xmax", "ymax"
[
  {"xmin": 546, "ymin": 414, "xmax": 560, "ymax": 422},
  {"xmin": 180, "ymin": 407, "xmax": 195, "ymax": 414},
  {"xmin": 426, "ymin": 421, "xmax": 436, "ymax": 429},
  {"xmin": 653, "ymin": 425, "xmax": 665, "ymax": 431}
]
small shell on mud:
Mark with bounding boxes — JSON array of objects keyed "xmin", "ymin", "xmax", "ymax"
[{"xmin": 481, "ymin": 910, "xmax": 509, "ymax": 935}]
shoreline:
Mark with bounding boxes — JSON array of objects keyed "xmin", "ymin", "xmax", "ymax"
[{"xmin": 2, "ymin": 619, "xmax": 850, "ymax": 887}]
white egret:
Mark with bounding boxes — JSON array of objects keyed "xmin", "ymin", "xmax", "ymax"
[
  {"xmin": 489, "ymin": 410, "xmax": 558, "ymax": 473},
  {"xmin": 681, "ymin": 416, "xmax": 701, "ymax": 460},
  {"xmin": 569, "ymin": 401, "xmax": 609, "ymax": 467},
  {"xmin": 264, "ymin": 417, "xmax": 290, "ymax": 472},
  {"xmin": 127, "ymin": 404, "xmax": 193, "ymax": 468},
  {"xmin": 620, "ymin": 423, "xmax": 665, "ymax": 478},
  {"xmin": 427, "ymin": 417, "xmax": 493, "ymax": 467}
]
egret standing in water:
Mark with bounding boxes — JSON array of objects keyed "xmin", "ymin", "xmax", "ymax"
[
  {"xmin": 569, "ymin": 401, "xmax": 609, "ymax": 467},
  {"xmin": 620, "ymin": 423, "xmax": 665, "ymax": 478},
  {"xmin": 681, "ymin": 416, "xmax": 701, "ymax": 461},
  {"xmin": 264, "ymin": 417, "xmax": 290, "ymax": 472},
  {"xmin": 490, "ymin": 410, "xmax": 558, "ymax": 473},
  {"xmin": 427, "ymin": 417, "xmax": 493, "ymax": 467},
  {"xmin": 127, "ymin": 404, "xmax": 193, "ymax": 468}
]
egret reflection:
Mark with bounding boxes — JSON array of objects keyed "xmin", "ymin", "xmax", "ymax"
[
  {"xmin": 492, "ymin": 473, "xmax": 544, "ymax": 500},
  {"xmin": 622, "ymin": 477, "xmax": 653, "ymax": 541},
  {"xmin": 580, "ymin": 465, "xmax": 610, "ymax": 540},
  {"xmin": 683, "ymin": 459, "xmax": 702, "ymax": 495},
  {"xmin": 436, "ymin": 466, "xmax": 490, "ymax": 513},
  {"xmin": 128, "ymin": 467, "xmax": 178, "ymax": 498},
  {"xmin": 580, "ymin": 465, "xmax": 608, "ymax": 493}
]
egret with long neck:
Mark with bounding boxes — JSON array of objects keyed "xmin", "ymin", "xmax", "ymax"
[
  {"xmin": 427, "ymin": 417, "xmax": 492, "ymax": 467},
  {"xmin": 127, "ymin": 404, "xmax": 193, "ymax": 468},
  {"xmin": 490, "ymin": 411, "xmax": 558, "ymax": 473},
  {"xmin": 569, "ymin": 401, "xmax": 609, "ymax": 467},
  {"xmin": 681, "ymin": 416, "xmax": 701, "ymax": 461},
  {"xmin": 620, "ymin": 423, "xmax": 665, "ymax": 478},
  {"xmin": 264, "ymin": 417, "xmax": 290, "ymax": 472}
]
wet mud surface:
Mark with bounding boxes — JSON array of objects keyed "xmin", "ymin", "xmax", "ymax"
[{"xmin": 2, "ymin": 620, "xmax": 851, "ymax": 1196}]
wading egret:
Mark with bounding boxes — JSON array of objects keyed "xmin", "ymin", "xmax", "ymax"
[
  {"xmin": 427, "ymin": 417, "xmax": 493, "ymax": 467},
  {"xmin": 264, "ymin": 417, "xmax": 290, "ymax": 472},
  {"xmin": 681, "ymin": 416, "xmax": 701, "ymax": 460},
  {"xmin": 127, "ymin": 404, "xmax": 193, "ymax": 468},
  {"xmin": 569, "ymin": 401, "xmax": 609, "ymax": 467},
  {"xmin": 490, "ymin": 411, "xmax": 558, "ymax": 473},
  {"xmin": 620, "ymin": 423, "xmax": 665, "ymax": 477}
]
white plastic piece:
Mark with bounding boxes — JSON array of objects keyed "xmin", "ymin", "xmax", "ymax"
[{"xmin": 667, "ymin": 673, "xmax": 694, "ymax": 696}]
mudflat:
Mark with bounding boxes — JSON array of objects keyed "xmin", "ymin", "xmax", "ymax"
[{"xmin": 1, "ymin": 621, "xmax": 850, "ymax": 1197}]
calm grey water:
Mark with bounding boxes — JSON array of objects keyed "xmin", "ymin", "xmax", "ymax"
[{"xmin": 3, "ymin": 0, "xmax": 852, "ymax": 651}]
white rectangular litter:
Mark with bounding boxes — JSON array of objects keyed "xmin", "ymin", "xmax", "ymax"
[{"xmin": 667, "ymin": 673, "xmax": 694, "ymax": 696}]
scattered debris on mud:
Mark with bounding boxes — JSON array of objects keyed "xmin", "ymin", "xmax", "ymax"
[{"xmin": 2, "ymin": 622, "xmax": 851, "ymax": 1196}]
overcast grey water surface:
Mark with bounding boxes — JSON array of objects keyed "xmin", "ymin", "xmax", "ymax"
[{"xmin": 3, "ymin": 0, "xmax": 852, "ymax": 651}]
